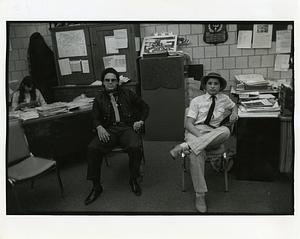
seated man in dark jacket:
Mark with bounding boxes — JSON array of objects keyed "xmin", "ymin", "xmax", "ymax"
[{"xmin": 85, "ymin": 67, "xmax": 149, "ymax": 205}]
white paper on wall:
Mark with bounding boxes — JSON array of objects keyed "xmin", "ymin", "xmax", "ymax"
[
  {"xmin": 274, "ymin": 54, "xmax": 290, "ymax": 71},
  {"xmin": 237, "ymin": 30, "xmax": 252, "ymax": 48},
  {"xmin": 58, "ymin": 58, "xmax": 72, "ymax": 76},
  {"xmin": 276, "ymin": 30, "xmax": 292, "ymax": 53},
  {"xmin": 252, "ymin": 24, "xmax": 273, "ymax": 48},
  {"xmin": 70, "ymin": 60, "xmax": 82, "ymax": 72},
  {"xmin": 81, "ymin": 60, "xmax": 90, "ymax": 73},
  {"xmin": 113, "ymin": 29, "xmax": 128, "ymax": 49},
  {"xmin": 135, "ymin": 37, "xmax": 141, "ymax": 51},
  {"xmin": 103, "ymin": 55, "xmax": 126, "ymax": 72},
  {"xmin": 105, "ymin": 36, "xmax": 119, "ymax": 54},
  {"xmin": 56, "ymin": 30, "xmax": 87, "ymax": 58}
]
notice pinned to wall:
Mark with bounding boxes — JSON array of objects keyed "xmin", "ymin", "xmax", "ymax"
[
  {"xmin": 103, "ymin": 55, "xmax": 126, "ymax": 72},
  {"xmin": 135, "ymin": 37, "xmax": 141, "ymax": 51},
  {"xmin": 274, "ymin": 54, "xmax": 290, "ymax": 72},
  {"xmin": 113, "ymin": 29, "xmax": 128, "ymax": 49},
  {"xmin": 237, "ymin": 30, "xmax": 252, "ymax": 48},
  {"xmin": 56, "ymin": 30, "xmax": 87, "ymax": 58},
  {"xmin": 58, "ymin": 58, "xmax": 72, "ymax": 76},
  {"xmin": 276, "ymin": 30, "xmax": 292, "ymax": 53},
  {"xmin": 81, "ymin": 60, "xmax": 90, "ymax": 73},
  {"xmin": 70, "ymin": 60, "xmax": 82, "ymax": 72},
  {"xmin": 105, "ymin": 36, "xmax": 119, "ymax": 54},
  {"xmin": 252, "ymin": 24, "xmax": 273, "ymax": 48}
]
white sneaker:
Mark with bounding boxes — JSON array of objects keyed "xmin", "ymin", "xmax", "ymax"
[{"xmin": 195, "ymin": 195, "xmax": 207, "ymax": 213}]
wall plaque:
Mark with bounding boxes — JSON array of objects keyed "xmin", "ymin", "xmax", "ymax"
[{"xmin": 203, "ymin": 24, "xmax": 228, "ymax": 44}]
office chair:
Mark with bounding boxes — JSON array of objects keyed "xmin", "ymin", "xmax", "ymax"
[
  {"xmin": 103, "ymin": 131, "xmax": 146, "ymax": 180},
  {"xmin": 181, "ymin": 108, "xmax": 235, "ymax": 192},
  {"xmin": 7, "ymin": 119, "xmax": 64, "ymax": 199}
]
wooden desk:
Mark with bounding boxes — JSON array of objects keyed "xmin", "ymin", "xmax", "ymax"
[
  {"xmin": 235, "ymin": 115, "xmax": 280, "ymax": 181},
  {"xmin": 22, "ymin": 108, "xmax": 94, "ymax": 159}
]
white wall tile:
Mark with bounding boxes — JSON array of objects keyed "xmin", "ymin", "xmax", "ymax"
[
  {"xmin": 179, "ymin": 24, "xmax": 191, "ymax": 35},
  {"xmin": 255, "ymin": 49, "xmax": 268, "ymax": 55},
  {"xmin": 167, "ymin": 24, "xmax": 179, "ymax": 35},
  {"xmin": 261, "ymin": 55, "xmax": 275, "ymax": 67},
  {"xmin": 191, "ymin": 24, "xmax": 203, "ymax": 34},
  {"xmin": 242, "ymin": 68, "xmax": 254, "ymax": 74},
  {"xmin": 217, "ymin": 45, "xmax": 229, "ymax": 57},
  {"xmin": 236, "ymin": 56, "xmax": 248, "ymax": 68},
  {"xmin": 211, "ymin": 58, "xmax": 223, "ymax": 70},
  {"xmin": 144, "ymin": 26, "xmax": 155, "ymax": 37},
  {"xmin": 242, "ymin": 49, "xmax": 255, "ymax": 56},
  {"xmin": 267, "ymin": 68, "xmax": 281, "ymax": 79},
  {"xmin": 199, "ymin": 58, "xmax": 211, "ymax": 70},
  {"xmin": 192, "ymin": 47, "xmax": 204, "ymax": 59},
  {"xmin": 254, "ymin": 68, "xmax": 268, "ymax": 78},
  {"xmin": 280, "ymin": 69, "xmax": 293, "ymax": 79},
  {"xmin": 224, "ymin": 57, "xmax": 235, "ymax": 69},
  {"xmin": 229, "ymin": 45, "xmax": 242, "ymax": 56},
  {"xmin": 248, "ymin": 56, "xmax": 261, "ymax": 68},
  {"xmin": 156, "ymin": 25, "xmax": 167, "ymax": 34},
  {"xmin": 204, "ymin": 46, "xmax": 217, "ymax": 58}
]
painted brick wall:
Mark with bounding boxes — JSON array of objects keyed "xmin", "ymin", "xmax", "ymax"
[
  {"xmin": 140, "ymin": 23, "xmax": 293, "ymax": 105},
  {"xmin": 8, "ymin": 23, "xmax": 53, "ymax": 92}
]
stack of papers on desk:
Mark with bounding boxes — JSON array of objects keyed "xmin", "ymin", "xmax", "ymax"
[
  {"xmin": 241, "ymin": 99, "xmax": 274, "ymax": 108},
  {"xmin": 36, "ymin": 102, "xmax": 69, "ymax": 117},
  {"xmin": 9, "ymin": 110, "xmax": 40, "ymax": 121},
  {"xmin": 69, "ymin": 97, "xmax": 94, "ymax": 110},
  {"xmin": 239, "ymin": 101, "xmax": 280, "ymax": 112},
  {"xmin": 235, "ymin": 74, "xmax": 269, "ymax": 90}
]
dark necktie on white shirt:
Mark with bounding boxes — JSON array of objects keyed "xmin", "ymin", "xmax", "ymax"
[
  {"xmin": 204, "ymin": 95, "xmax": 216, "ymax": 125},
  {"xmin": 109, "ymin": 93, "xmax": 120, "ymax": 122}
]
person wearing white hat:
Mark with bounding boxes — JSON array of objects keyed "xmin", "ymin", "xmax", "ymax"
[{"xmin": 170, "ymin": 72, "xmax": 238, "ymax": 213}]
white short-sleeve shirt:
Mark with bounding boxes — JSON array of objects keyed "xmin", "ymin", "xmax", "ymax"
[{"xmin": 187, "ymin": 92, "xmax": 235, "ymax": 127}]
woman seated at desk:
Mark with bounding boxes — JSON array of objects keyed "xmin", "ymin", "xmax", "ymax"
[{"xmin": 11, "ymin": 76, "xmax": 47, "ymax": 111}]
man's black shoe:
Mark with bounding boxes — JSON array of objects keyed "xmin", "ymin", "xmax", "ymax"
[
  {"xmin": 129, "ymin": 179, "xmax": 142, "ymax": 196},
  {"xmin": 84, "ymin": 186, "xmax": 103, "ymax": 205}
]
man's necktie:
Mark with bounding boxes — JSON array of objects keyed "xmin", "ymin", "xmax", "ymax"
[
  {"xmin": 204, "ymin": 95, "xmax": 216, "ymax": 125},
  {"xmin": 109, "ymin": 93, "xmax": 120, "ymax": 122}
]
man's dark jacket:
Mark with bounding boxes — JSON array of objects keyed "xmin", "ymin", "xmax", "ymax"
[{"xmin": 92, "ymin": 86, "xmax": 149, "ymax": 129}]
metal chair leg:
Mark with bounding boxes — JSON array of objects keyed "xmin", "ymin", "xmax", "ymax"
[
  {"xmin": 31, "ymin": 179, "xmax": 35, "ymax": 189},
  {"xmin": 104, "ymin": 156, "xmax": 109, "ymax": 167},
  {"xmin": 223, "ymin": 153, "xmax": 229, "ymax": 192},
  {"xmin": 182, "ymin": 156, "xmax": 187, "ymax": 192},
  {"xmin": 55, "ymin": 165, "xmax": 64, "ymax": 198}
]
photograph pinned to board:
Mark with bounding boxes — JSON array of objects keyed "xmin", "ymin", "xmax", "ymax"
[
  {"xmin": 103, "ymin": 55, "xmax": 127, "ymax": 72},
  {"xmin": 140, "ymin": 35, "xmax": 177, "ymax": 57},
  {"xmin": 252, "ymin": 24, "xmax": 273, "ymax": 48}
]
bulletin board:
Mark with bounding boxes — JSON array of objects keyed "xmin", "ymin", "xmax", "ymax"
[{"xmin": 50, "ymin": 25, "xmax": 96, "ymax": 86}]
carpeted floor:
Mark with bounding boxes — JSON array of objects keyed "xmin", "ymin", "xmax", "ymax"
[{"xmin": 7, "ymin": 140, "xmax": 294, "ymax": 215}]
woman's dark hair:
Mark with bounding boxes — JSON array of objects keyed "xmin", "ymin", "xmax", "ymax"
[
  {"xmin": 18, "ymin": 76, "xmax": 36, "ymax": 103},
  {"xmin": 101, "ymin": 68, "xmax": 120, "ymax": 82}
]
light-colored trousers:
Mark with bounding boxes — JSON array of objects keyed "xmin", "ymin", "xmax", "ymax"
[{"xmin": 185, "ymin": 125, "xmax": 230, "ymax": 193}]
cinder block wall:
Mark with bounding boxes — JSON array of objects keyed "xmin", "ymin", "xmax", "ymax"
[
  {"xmin": 7, "ymin": 23, "xmax": 293, "ymax": 102},
  {"xmin": 140, "ymin": 23, "xmax": 293, "ymax": 105},
  {"xmin": 7, "ymin": 23, "xmax": 53, "ymax": 92}
]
